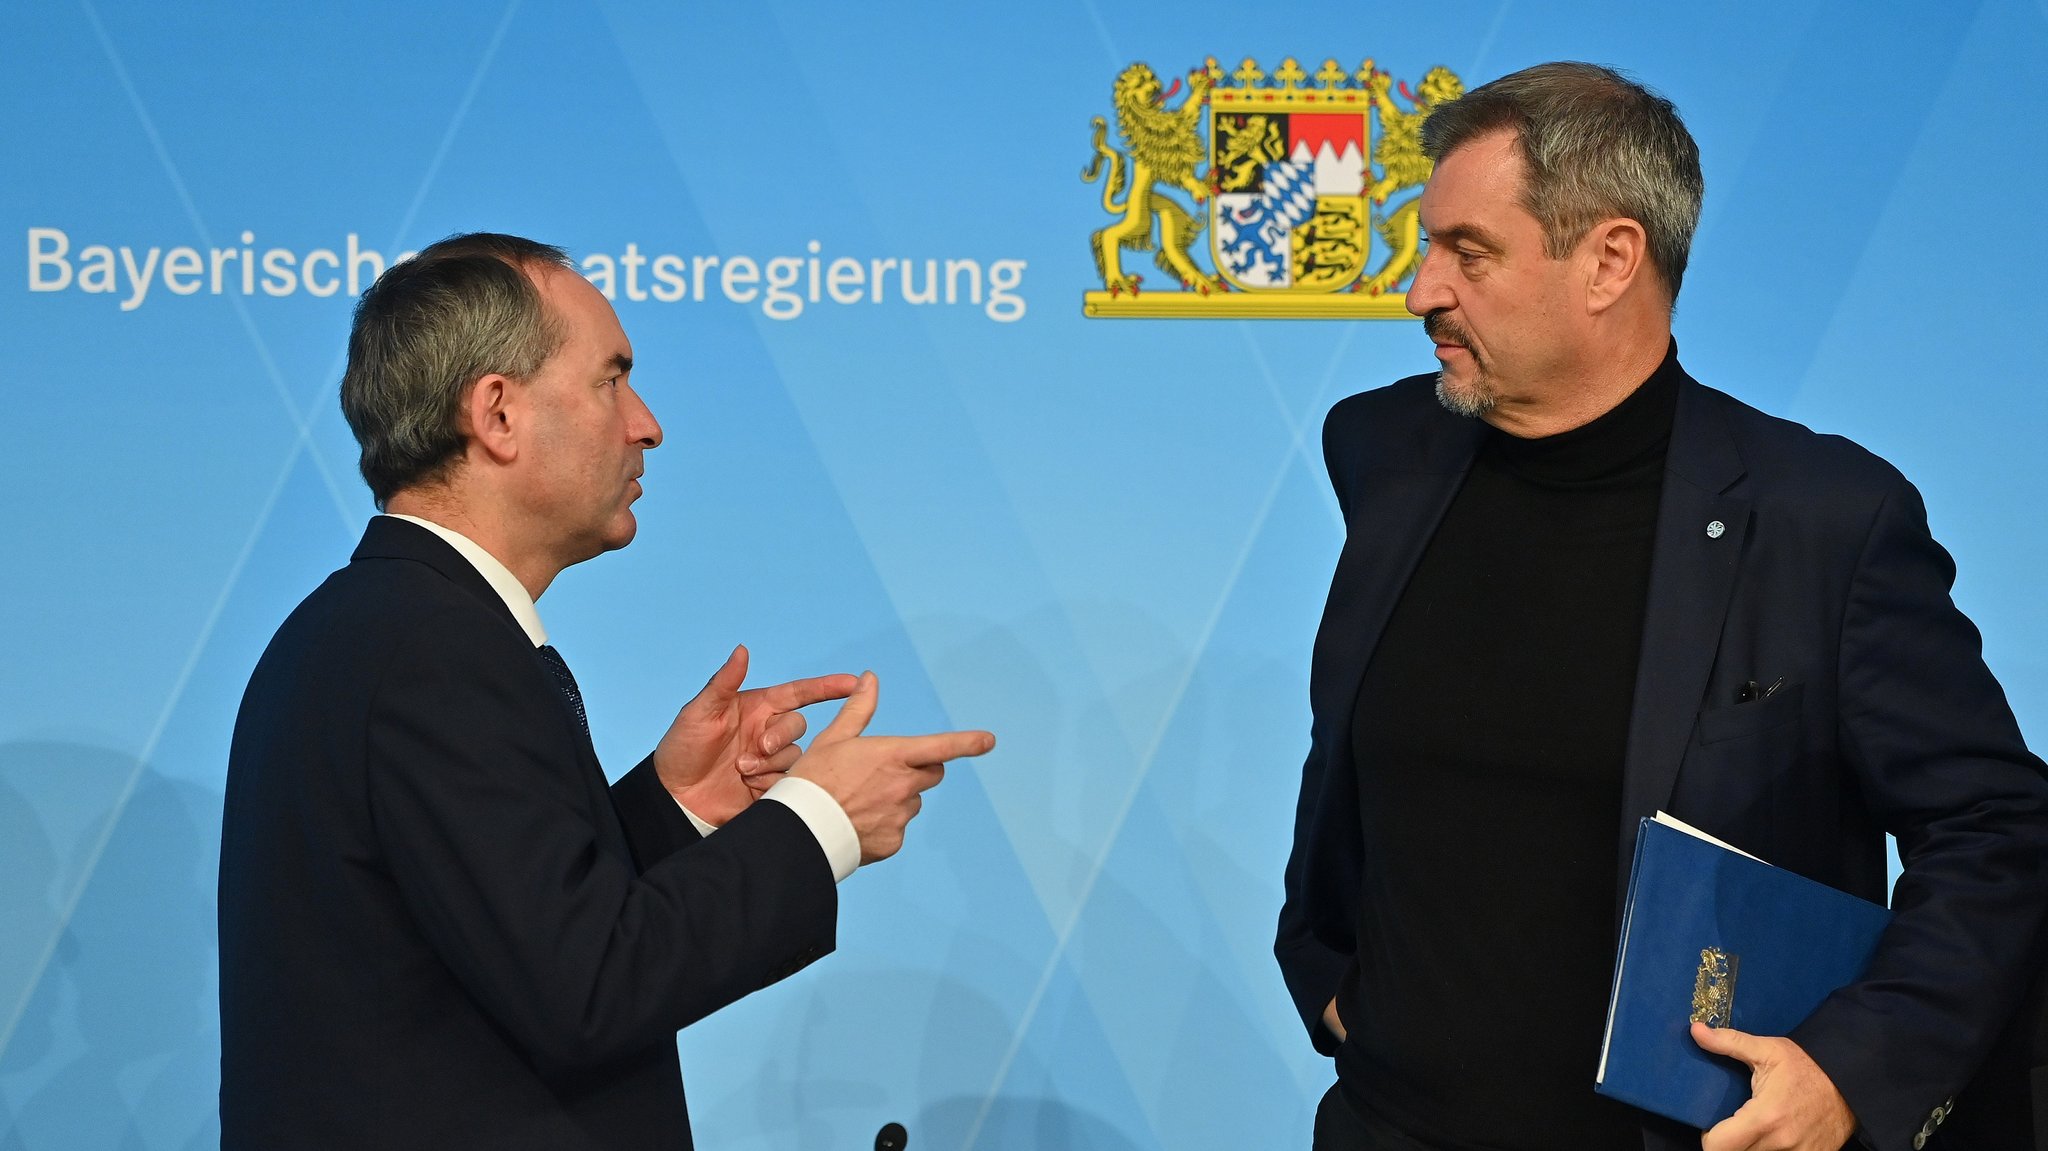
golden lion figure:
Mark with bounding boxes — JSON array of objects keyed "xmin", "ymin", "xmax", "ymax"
[
  {"xmin": 1083, "ymin": 63, "xmax": 1222, "ymax": 296},
  {"xmin": 1359, "ymin": 64, "xmax": 1464, "ymax": 296}
]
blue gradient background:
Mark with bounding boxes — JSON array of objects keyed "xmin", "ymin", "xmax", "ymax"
[{"xmin": 3, "ymin": 2, "xmax": 2043, "ymax": 1147}]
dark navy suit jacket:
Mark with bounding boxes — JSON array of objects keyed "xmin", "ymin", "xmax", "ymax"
[
  {"xmin": 1277, "ymin": 370, "xmax": 2048, "ymax": 1150},
  {"xmin": 219, "ymin": 516, "xmax": 837, "ymax": 1149}
]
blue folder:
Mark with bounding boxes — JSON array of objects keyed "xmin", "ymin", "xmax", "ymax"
[{"xmin": 1595, "ymin": 814, "xmax": 1891, "ymax": 1128}]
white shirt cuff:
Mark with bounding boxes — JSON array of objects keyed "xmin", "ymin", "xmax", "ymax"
[
  {"xmin": 673, "ymin": 797, "xmax": 717, "ymax": 838},
  {"xmin": 762, "ymin": 776, "xmax": 860, "ymax": 883}
]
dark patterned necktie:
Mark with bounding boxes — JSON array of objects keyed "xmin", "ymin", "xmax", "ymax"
[{"xmin": 534, "ymin": 644, "xmax": 589, "ymax": 737}]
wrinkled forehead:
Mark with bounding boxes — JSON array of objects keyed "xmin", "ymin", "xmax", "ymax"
[
  {"xmin": 1423, "ymin": 129, "xmax": 1526, "ymax": 202},
  {"xmin": 1420, "ymin": 129, "xmax": 1534, "ymax": 236}
]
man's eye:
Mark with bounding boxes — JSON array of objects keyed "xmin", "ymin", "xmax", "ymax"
[{"xmin": 600, "ymin": 376, "xmax": 620, "ymax": 388}]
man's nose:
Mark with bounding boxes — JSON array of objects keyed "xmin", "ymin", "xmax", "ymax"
[
  {"xmin": 1405, "ymin": 245, "xmax": 1450, "ymax": 318},
  {"xmin": 625, "ymin": 384, "xmax": 662, "ymax": 448}
]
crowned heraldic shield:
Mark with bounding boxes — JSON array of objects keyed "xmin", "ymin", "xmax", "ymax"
[{"xmin": 1083, "ymin": 56, "xmax": 1464, "ymax": 319}]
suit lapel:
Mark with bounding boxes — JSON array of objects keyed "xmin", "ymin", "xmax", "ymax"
[
  {"xmin": 355, "ymin": 516, "xmax": 605, "ymax": 763},
  {"xmin": 1312, "ymin": 420, "xmax": 1484, "ymax": 734},
  {"xmin": 1617, "ymin": 379, "xmax": 1750, "ymax": 898}
]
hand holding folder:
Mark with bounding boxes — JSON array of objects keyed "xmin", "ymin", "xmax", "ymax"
[
  {"xmin": 1597, "ymin": 814, "xmax": 1890, "ymax": 1135},
  {"xmin": 1688, "ymin": 1018, "xmax": 1857, "ymax": 1150}
]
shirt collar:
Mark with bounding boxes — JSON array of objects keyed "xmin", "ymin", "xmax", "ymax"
[{"xmin": 382, "ymin": 513, "xmax": 547, "ymax": 647}]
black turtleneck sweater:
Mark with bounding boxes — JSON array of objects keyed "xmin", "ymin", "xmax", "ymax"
[{"xmin": 1334, "ymin": 350, "xmax": 1681, "ymax": 1150}]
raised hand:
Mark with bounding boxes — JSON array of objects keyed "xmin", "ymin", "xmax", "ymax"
[
  {"xmin": 789, "ymin": 672, "xmax": 996, "ymax": 864},
  {"xmin": 654, "ymin": 645, "xmax": 859, "ymax": 825}
]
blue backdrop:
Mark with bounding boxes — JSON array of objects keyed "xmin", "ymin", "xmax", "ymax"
[{"xmin": 3, "ymin": 2, "xmax": 2044, "ymax": 1147}]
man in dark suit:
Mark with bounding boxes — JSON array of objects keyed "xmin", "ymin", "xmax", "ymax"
[
  {"xmin": 1276, "ymin": 64, "xmax": 2048, "ymax": 1151},
  {"xmin": 218, "ymin": 232, "xmax": 995, "ymax": 1150}
]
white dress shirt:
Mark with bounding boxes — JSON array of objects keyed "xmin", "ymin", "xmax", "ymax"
[{"xmin": 384, "ymin": 514, "xmax": 859, "ymax": 882}]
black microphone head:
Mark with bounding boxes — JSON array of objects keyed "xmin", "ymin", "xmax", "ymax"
[{"xmin": 875, "ymin": 1121, "xmax": 908, "ymax": 1151}]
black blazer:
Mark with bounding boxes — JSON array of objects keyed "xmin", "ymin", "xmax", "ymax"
[
  {"xmin": 1277, "ymin": 370, "xmax": 2048, "ymax": 1151},
  {"xmin": 219, "ymin": 516, "xmax": 837, "ymax": 1150}
]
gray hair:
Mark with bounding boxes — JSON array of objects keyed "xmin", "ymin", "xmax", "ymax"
[
  {"xmin": 1421, "ymin": 62, "xmax": 1703, "ymax": 302},
  {"xmin": 339, "ymin": 232, "xmax": 573, "ymax": 508}
]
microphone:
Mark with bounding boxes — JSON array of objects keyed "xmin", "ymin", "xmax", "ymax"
[{"xmin": 875, "ymin": 1121, "xmax": 908, "ymax": 1151}]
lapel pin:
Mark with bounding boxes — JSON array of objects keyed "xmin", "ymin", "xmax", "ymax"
[{"xmin": 1706, "ymin": 520, "xmax": 1726, "ymax": 539}]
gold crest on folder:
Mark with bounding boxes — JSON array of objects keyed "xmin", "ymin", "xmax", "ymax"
[{"xmin": 1691, "ymin": 947, "xmax": 1741, "ymax": 1028}]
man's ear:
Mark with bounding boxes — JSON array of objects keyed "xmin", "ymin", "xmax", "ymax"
[
  {"xmin": 1582, "ymin": 218, "xmax": 1648, "ymax": 314},
  {"xmin": 463, "ymin": 373, "xmax": 520, "ymax": 465}
]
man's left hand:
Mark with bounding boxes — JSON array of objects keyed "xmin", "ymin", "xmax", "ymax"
[
  {"xmin": 654, "ymin": 645, "xmax": 859, "ymax": 825},
  {"xmin": 1692, "ymin": 1020, "xmax": 1857, "ymax": 1151}
]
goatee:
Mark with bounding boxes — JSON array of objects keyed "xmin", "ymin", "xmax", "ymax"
[
  {"xmin": 1423, "ymin": 312, "xmax": 1494, "ymax": 417},
  {"xmin": 1435, "ymin": 372, "xmax": 1496, "ymax": 417}
]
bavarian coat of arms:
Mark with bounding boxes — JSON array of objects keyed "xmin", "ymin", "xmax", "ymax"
[{"xmin": 1083, "ymin": 56, "xmax": 1463, "ymax": 319}]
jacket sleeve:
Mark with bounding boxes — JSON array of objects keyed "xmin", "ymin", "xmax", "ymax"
[
  {"xmin": 1273, "ymin": 398, "xmax": 1369, "ymax": 1056},
  {"xmin": 1790, "ymin": 473, "xmax": 2048, "ymax": 1150},
  {"xmin": 611, "ymin": 754, "xmax": 703, "ymax": 873},
  {"xmin": 363, "ymin": 629, "xmax": 837, "ymax": 1078},
  {"xmin": 1275, "ymin": 732, "xmax": 1355, "ymax": 1056}
]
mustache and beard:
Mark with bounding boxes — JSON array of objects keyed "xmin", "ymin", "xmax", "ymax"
[{"xmin": 1424, "ymin": 311, "xmax": 1495, "ymax": 418}]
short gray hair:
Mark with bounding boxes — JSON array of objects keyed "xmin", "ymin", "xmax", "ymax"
[
  {"xmin": 339, "ymin": 232, "xmax": 572, "ymax": 507},
  {"xmin": 1421, "ymin": 62, "xmax": 1703, "ymax": 302}
]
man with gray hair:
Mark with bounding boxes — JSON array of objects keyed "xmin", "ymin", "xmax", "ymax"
[
  {"xmin": 1277, "ymin": 63, "xmax": 2048, "ymax": 1150},
  {"xmin": 219, "ymin": 232, "xmax": 995, "ymax": 1149}
]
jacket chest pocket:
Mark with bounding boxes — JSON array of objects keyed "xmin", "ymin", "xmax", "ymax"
[
  {"xmin": 1695, "ymin": 681, "xmax": 1806, "ymax": 747},
  {"xmin": 1676, "ymin": 683, "xmax": 1811, "ymax": 843}
]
